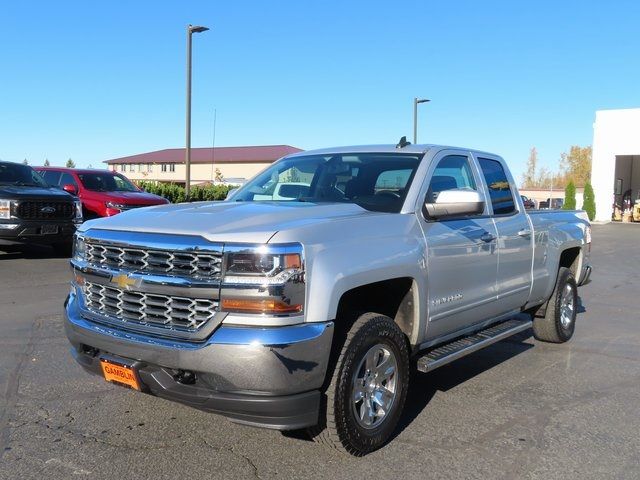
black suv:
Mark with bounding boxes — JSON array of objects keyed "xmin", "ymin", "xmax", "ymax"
[{"xmin": 0, "ymin": 161, "xmax": 82, "ymax": 254}]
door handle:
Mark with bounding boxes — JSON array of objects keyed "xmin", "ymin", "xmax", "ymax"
[
  {"xmin": 480, "ymin": 232, "xmax": 496, "ymax": 243},
  {"xmin": 518, "ymin": 229, "xmax": 532, "ymax": 237}
]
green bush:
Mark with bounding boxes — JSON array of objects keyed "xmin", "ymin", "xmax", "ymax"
[
  {"xmin": 136, "ymin": 181, "xmax": 237, "ymax": 204},
  {"xmin": 583, "ymin": 181, "xmax": 596, "ymax": 221},
  {"xmin": 563, "ymin": 181, "xmax": 576, "ymax": 210}
]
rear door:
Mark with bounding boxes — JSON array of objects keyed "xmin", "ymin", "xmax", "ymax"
[
  {"xmin": 475, "ymin": 155, "xmax": 533, "ymax": 312},
  {"xmin": 418, "ymin": 150, "xmax": 500, "ymax": 340}
]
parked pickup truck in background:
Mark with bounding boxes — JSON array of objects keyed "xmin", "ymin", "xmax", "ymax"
[
  {"xmin": 65, "ymin": 143, "xmax": 592, "ymax": 455},
  {"xmin": 0, "ymin": 161, "xmax": 82, "ymax": 254},
  {"xmin": 36, "ymin": 167, "xmax": 168, "ymax": 219}
]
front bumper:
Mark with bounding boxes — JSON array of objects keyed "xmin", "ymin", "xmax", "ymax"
[
  {"xmin": 64, "ymin": 290, "xmax": 333, "ymax": 430},
  {"xmin": 0, "ymin": 220, "xmax": 76, "ymax": 245}
]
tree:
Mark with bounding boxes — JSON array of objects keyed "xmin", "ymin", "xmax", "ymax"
[
  {"xmin": 66, "ymin": 158, "xmax": 76, "ymax": 168},
  {"xmin": 583, "ymin": 181, "xmax": 596, "ymax": 220},
  {"xmin": 521, "ymin": 147, "xmax": 538, "ymax": 188},
  {"xmin": 44, "ymin": 159, "xmax": 50, "ymax": 166},
  {"xmin": 22, "ymin": 158, "xmax": 28, "ymax": 165},
  {"xmin": 560, "ymin": 146, "xmax": 592, "ymax": 187},
  {"xmin": 563, "ymin": 181, "xmax": 576, "ymax": 210}
]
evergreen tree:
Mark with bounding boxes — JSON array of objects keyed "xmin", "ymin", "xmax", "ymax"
[
  {"xmin": 66, "ymin": 158, "xmax": 76, "ymax": 168},
  {"xmin": 44, "ymin": 158, "xmax": 50, "ymax": 166},
  {"xmin": 563, "ymin": 181, "xmax": 576, "ymax": 210},
  {"xmin": 583, "ymin": 181, "xmax": 596, "ymax": 220},
  {"xmin": 22, "ymin": 158, "xmax": 28, "ymax": 165}
]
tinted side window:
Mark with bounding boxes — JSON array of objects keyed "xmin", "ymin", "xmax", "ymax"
[
  {"xmin": 427, "ymin": 155, "xmax": 476, "ymax": 203},
  {"xmin": 41, "ymin": 171, "xmax": 61, "ymax": 186},
  {"xmin": 478, "ymin": 158, "xmax": 516, "ymax": 215},
  {"xmin": 60, "ymin": 173, "xmax": 78, "ymax": 188}
]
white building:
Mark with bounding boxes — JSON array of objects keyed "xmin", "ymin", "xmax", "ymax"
[{"xmin": 592, "ymin": 108, "xmax": 640, "ymax": 221}]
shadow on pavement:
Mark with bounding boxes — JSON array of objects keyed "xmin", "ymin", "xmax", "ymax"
[
  {"xmin": 0, "ymin": 244, "xmax": 70, "ymax": 260},
  {"xmin": 388, "ymin": 330, "xmax": 534, "ymax": 443}
]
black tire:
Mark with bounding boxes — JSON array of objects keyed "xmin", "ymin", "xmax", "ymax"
[
  {"xmin": 52, "ymin": 241, "xmax": 73, "ymax": 258},
  {"xmin": 533, "ymin": 267, "xmax": 577, "ymax": 343},
  {"xmin": 308, "ymin": 312, "xmax": 410, "ymax": 456}
]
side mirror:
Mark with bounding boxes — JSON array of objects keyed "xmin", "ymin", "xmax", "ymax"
[
  {"xmin": 424, "ymin": 189, "xmax": 485, "ymax": 219},
  {"xmin": 63, "ymin": 184, "xmax": 78, "ymax": 196},
  {"xmin": 226, "ymin": 187, "xmax": 239, "ymax": 200}
]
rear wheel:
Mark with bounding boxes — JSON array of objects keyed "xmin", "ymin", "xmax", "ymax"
[
  {"xmin": 308, "ymin": 312, "xmax": 410, "ymax": 456},
  {"xmin": 533, "ymin": 267, "xmax": 577, "ymax": 343}
]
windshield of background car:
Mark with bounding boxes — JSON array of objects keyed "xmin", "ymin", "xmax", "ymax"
[
  {"xmin": 77, "ymin": 172, "xmax": 138, "ymax": 192},
  {"xmin": 0, "ymin": 163, "xmax": 49, "ymax": 187},
  {"xmin": 231, "ymin": 152, "xmax": 423, "ymax": 213}
]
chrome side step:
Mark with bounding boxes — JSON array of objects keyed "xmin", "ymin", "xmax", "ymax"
[{"xmin": 416, "ymin": 318, "xmax": 532, "ymax": 373}]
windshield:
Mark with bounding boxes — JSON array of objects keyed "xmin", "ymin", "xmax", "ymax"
[
  {"xmin": 231, "ymin": 152, "xmax": 423, "ymax": 213},
  {"xmin": 0, "ymin": 162, "xmax": 49, "ymax": 187},
  {"xmin": 77, "ymin": 172, "xmax": 139, "ymax": 192}
]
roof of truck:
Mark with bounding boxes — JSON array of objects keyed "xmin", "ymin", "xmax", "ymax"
[{"xmin": 285, "ymin": 144, "xmax": 500, "ymax": 158}]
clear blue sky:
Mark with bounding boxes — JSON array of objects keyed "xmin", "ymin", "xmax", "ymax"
[{"xmin": 1, "ymin": 1, "xmax": 639, "ymax": 182}]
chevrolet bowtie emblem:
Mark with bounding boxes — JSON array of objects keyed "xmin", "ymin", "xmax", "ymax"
[{"xmin": 112, "ymin": 273, "xmax": 137, "ymax": 290}]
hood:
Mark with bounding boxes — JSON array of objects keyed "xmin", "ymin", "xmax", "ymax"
[
  {"xmin": 96, "ymin": 190, "xmax": 167, "ymax": 205},
  {"xmin": 80, "ymin": 201, "xmax": 380, "ymax": 244},
  {"xmin": 0, "ymin": 185, "xmax": 74, "ymax": 201}
]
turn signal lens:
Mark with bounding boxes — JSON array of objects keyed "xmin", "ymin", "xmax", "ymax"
[
  {"xmin": 283, "ymin": 253, "xmax": 301, "ymax": 269},
  {"xmin": 221, "ymin": 298, "xmax": 303, "ymax": 314}
]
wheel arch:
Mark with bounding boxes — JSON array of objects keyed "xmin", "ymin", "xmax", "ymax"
[{"xmin": 333, "ymin": 277, "xmax": 421, "ymax": 346}]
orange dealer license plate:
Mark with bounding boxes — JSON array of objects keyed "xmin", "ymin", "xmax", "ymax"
[{"xmin": 100, "ymin": 358, "xmax": 141, "ymax": 391}]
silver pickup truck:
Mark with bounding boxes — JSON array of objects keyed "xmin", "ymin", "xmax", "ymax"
[{"xmin": 65, "ymin": 143, "xmax": 592, "ymax": 455}]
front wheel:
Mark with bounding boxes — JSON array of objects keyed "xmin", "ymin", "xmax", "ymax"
[{"xmin": 308, "ymin": 312, "xmax": 410, "ymax": 456}]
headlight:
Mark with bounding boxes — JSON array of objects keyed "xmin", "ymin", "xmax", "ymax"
[
  {"xmin": 223, "ymin": 248, "xmax": 302, "ymax": 284},
  {"xmin": 221, "ymin": 244, "xmax": 305, "ymax": 315},
  {"xmin": 74, "ymin": 200, "xmax": 83, "ymax": 221},
  {"xmin": 0, "ymin": 200, "xmax": 11, "ymax": 220},
  {"xmin": 73, "ymin": 235, "xmax": 86, "ymax": 261},
  {"xmin": 105, "ymin": 201, "xmax": 126, "ymax": 211}
]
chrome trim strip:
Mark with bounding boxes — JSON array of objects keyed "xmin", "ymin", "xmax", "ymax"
[
  {"xmin": 222, "ymin": 313, "xmax": 305, "ymax": 327},
  {"xmin": 80, "ymin": 228, "xmax": 223, "ymax": 253},
  {"xmin": 71, "ymin": 260, "xmax": 221, "ymax": 297}
]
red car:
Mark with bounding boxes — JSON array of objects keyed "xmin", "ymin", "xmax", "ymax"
[{"xmin": 35, "ymin": 167, "xmax": 169, "ymax": 219}]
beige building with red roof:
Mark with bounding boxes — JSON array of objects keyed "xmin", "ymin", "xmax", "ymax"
[{"xmin": 104, "ymin": 145, "xmax": 303, "ymax": 186}]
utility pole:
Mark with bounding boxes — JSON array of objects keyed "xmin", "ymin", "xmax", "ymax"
[
  {"xmin": 413, "ymin": 98, "xmax": 430, "ymax": 144},
  {"xmin": 185, "ymin": 24, "xmax": 209, "ymax": 199}
]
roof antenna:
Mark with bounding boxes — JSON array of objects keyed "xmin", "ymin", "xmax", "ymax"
[{"xmin": 396, "ymin": 136, "xmax": 411, "ymax": 149}]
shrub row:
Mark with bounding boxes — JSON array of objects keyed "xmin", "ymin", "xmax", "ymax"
[{"xmin": 136, "ymin": 181, "xmax": 238, "ymax": 204}]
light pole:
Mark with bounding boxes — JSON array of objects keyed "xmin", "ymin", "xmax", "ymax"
[
  {"xmin": 185, "ymin": 24, "xmax": 209, "ymax": 199},
  {"xmin": 413, "ymin": 97, "xmax": 430, "ymax": 144}
]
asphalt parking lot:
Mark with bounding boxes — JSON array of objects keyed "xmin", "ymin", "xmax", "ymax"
[{"xmin": 0, "ymin": 223, "xmax": 639, "ymax": 479}]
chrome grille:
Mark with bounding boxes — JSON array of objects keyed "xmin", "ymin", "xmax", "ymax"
[
  {"xmin": 83, "ymin": 281, "xmax": 217, "ymax": 331},
  {"xmin": 85, "ymin": 241, "xmax": 222, "ymax": 279}
]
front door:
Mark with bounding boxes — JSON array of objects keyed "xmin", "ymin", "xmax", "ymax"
[{"xmin": 418, "ymin": 151, "xmax": 500, "ymax": 340}]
